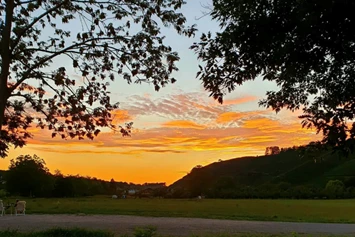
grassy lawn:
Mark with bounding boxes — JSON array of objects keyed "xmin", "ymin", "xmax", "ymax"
[
  {"xmin": 3, "ymin": 196, "xmax": 355, "ymax": 223},
  {"xmin": 0, "ymin": 229, "xmax": 113, "ymax": 237},
  {"xmin": 0, "ymin": 228, "xmax": 347, "ymax": 237}
]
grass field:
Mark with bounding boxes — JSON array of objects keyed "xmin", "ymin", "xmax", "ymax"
[
  {"xmin": 3, "ymin": 196, "xmax": 355, "ymax": 223},
  {"xmin": 0, "ymin": 229, "xmax": 113, "ymax": 237},
  {"xmin": 0, "ymin": 228, "xmax": 347, "ymax": 237}
]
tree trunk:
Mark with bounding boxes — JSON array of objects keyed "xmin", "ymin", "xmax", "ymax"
[
  {"xmin": 0, "ymin": 0, "xmax": 14, "ymax": 134},
  {"xmin": 0, "ymin": 90, "xmax": 6, "ymax": 133}
]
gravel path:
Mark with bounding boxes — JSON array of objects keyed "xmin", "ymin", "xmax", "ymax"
[{"xmin": 0, "ymin": 215, "xmax": 354, "ymax": 236}]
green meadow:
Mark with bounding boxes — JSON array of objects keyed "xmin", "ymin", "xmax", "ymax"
[
  {"xmin": 5, "ymin": 196, "xmax": 355, "ymax": 223},
  {"xmin": 0, "ymin": 228, "xmax": 346, "ymax": 237}
]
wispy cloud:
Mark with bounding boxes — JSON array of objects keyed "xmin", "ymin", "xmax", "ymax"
[
  {"xmin": 162, "ymin": 120, "xmax": 207, "ymax": 130},
  {"xmin": 33, "ymin": 146, "xmax": 186, "ymax": 155},
  {"xmin": 121, "ymin": 92, "xmax": 255, "ymax": 121},
  {"xmin": 221, "ymin": 96, "xmax": 258, "ymax": 106},
  {"xmin": 111, "ymin": 110, "xmax": 133, "ymax": 123},
  {"xmin": 215, "ymin": 111, "xmax": 266, "ymax": 124},
  {"xmin": 24, "ymin": 92, "xmax": 320, "ymax": 156}
]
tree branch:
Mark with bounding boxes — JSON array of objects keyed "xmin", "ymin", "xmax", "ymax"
[
  {"xmin": 24, "ymin": 48, "xmax": 83, "ymax": 55},
  {"xmin": 14, "ymin": 0, "xmax": 38, "ymax": 6},
  {"xmin": 10, "ymin": 37, "xmax": 116, "ymax": 93},
  {"xmin": 11, "ymin": 1, "xmax": 67, "ymax": 53},
  {"xmin": 40, "ymin": 75, "xmax": 118, "ymax": 132}
]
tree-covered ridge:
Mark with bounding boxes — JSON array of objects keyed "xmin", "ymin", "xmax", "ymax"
[{"xmin": 170, "ymin": 145, "xmax": 355, "ymax": 199}]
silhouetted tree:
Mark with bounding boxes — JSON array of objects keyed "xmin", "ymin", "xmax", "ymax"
[
  {"xmin": 6, "ymin": 154, "xmax": 53, "ymax": 197},
  {"xmin": 52, "ymin": 170, "xmax": 77, "ymax": 197},
  {"xmin": 191, "ymin": 0, "xmax": 355, "ymax": 152},
  {"xmin": 265, "ymin": 146, "xmax": 281, "ymax": 156},
  {"xmin": 109, "ymin": 178, "xmax": 117, "ymax": 194},
  {"xmin": 0, "ymin": 0, "xmax": 196, "ymax": 157},
  {"xmin": 53, "ymin": 176, "xmax": 74, "ymax": 198}
]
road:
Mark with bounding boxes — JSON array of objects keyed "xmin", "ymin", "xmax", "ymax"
[{"xmin": 0, "ymin": 215, "xmax": 354, "ymax": 236}]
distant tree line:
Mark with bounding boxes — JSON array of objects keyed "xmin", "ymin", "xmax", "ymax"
[
  {"xmin": 1, "ymin": 154, "xmax": 167, "ymax": 198},
  {"xmin": 167, "ymin": 178, "xmax": 355, "ymax": 200}
]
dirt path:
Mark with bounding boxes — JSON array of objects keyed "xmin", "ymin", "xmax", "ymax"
[{"xmin": 0, "ymin": 215, "xmax": 354, "ymax": 236}]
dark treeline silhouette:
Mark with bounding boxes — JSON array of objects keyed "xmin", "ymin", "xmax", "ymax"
[
  {"xmin": 168, "ymin": 178, "xmax": 355, "ymax": 200},
  {"xmin": 1, "ymin": 154, "xmax": 166, "ymax": 198}
]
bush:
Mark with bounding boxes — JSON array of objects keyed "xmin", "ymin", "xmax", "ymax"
[
  {"xmin": 0, "ymin": 189, "xmax": 7, "ymax": 198},
  {"xmin": 133, "ymin": 226, "xmax": 157, "ymax": 237},
  {"xmin": 325, "ymin": 180, "xmax": 345, "ymax": 199}
]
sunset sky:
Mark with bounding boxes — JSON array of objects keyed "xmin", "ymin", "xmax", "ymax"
[{"xmin": 0, "ymin": 0, "xmax": 320, "ymax": 185}]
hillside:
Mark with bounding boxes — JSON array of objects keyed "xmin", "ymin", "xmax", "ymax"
[{"xmin": 169, "ymin": 149, "xmax": 355, "ymax": 198}]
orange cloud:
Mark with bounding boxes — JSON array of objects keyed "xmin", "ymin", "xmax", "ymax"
[
  {"xmin": 216, "ymin": 112, "xmax": 244, "ymax": 123},
  {"xmin": 24, "ymin": 109, "xmax": 319, "ymax": 154},
  {"xmin": 111, "ymin": 110, "xmax": 132, "ymax": 123},
  {"xmin": 243, "ymin": 118, "xmax": 280, "ymax": 130},
  {"xmin": 239, "ymin": 135, "xmax": 277, "ymax": 144},
  {"xmin": 215, "ymin": 110, "xmax": 268, "ymax": 124},
  {"xmin": 162, "ymin": 120, "xmax": 207, "ymax": 130},
  {"xmin": 33, "ymin": 147, "xmax": 185, "ymax": 155},
  {"xmin": 241, "ymin": 117, "xmax": 317, "ymax": 135},
  {"xmin": 222, "ymin": 96, "xmax": 258, "ymax": 106}
]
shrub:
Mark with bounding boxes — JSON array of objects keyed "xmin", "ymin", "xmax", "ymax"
[
  {"xmin": 0, "ymin": 189, "xmax": 7, "ymax": 198},
  {"xmin": 133, "ymin": 226, "xmax": 157, "ymax": 237},
  {"xmin": 325, "ymin": 180, "xmax": 345, "ymax": 199}
]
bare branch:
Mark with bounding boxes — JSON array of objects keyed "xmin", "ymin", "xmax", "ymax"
[{"xmin": 195, "ymin": 2, "xmax": 213, "ymax": 20}]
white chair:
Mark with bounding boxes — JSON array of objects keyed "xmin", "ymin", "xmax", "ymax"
[
  {"xmin": 0, "ymin": 200, "xmax": 4, "ymax": 216},
  {"xmin": 15, "ymin": 201, "xmax": 26, "ymax": 216}
]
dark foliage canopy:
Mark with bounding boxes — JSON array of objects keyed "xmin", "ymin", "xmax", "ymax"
[
  {"xmin": 6, "ymin": 154, "xmax": 53, "ymax": 196},
  {"xmin": 0, "ymin": 0, "xmax": 196, "ymax": 157},
  {"xmin": 191, "ymin": 0, "xmax": 355, "ymax": 151}
]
